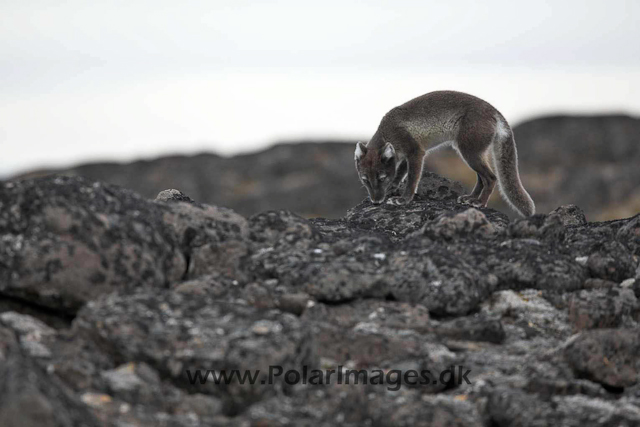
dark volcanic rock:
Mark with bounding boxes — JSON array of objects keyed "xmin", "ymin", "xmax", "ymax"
[
  {"xmin": 415, "ymin": 170, "xmax": 466, "ymax": 201},
  {"xmin": 74, "ymin": 289, "xmax": 316, "ymax": 414},
  {"xmin": 155, "ymin": 189, "xmax": 196, "ymax": 204},
  {"xmin": 158, "ymin": 200, "xmax": 249, "ymax": 280},
  {"xmin": 547, "ymin": 204, "xmax": 587, "ymax": 226},
  {"xmin": 300, "ymin": 299, "xmax": 458, "ymax": 393},
  {"xmin": 513, "ymin": 115, "xmax": 640, "ymax": 220},
  {"xmin": 568, "ymin": 287, "xmax": 638, "ymax": 331},
  {"xmin": 2, "ymin": 171, "xmax": 640, "ymax": 425},
  {"xmin": 564, "ymin": 329, "xmax": 640, "ymax": 389},
  {"xmin": 486, "ymin": 386, "xmax": 640, "ymax": 427},
  {"xmin": 0, "ymin": 176, "xmax": 186, "ymax": 313},
  {"xmin": 345, "ymin": 173, "xmax": 510, "ymax": 241},
  {"xmin": 0, "ymin": 176, "xmax": 252, "ymax": 315},
  {"xmin": 434, "ymin": 313, "xmax": 506, "ymax": 344},
  {"xmin": 0, "ymin": 326, "xmax": 99, "ymax": 427},
  {"xmin": 419, "ymin": 208, "xmax": 500, "ymax": 241},
  {"xmin": 243, "ymin": 386, "xmax": 485, "ymax": 427},
  {"xmin": 586, "ymin": 240, "xmax": 636, "ymax": 282},
  {"xmin": 618, "ymin": 214, "xmax": 640, "ymax": 256},
  {"xmin": 13, "ymin": 142, "xmax": 364, "ymax": 219}
]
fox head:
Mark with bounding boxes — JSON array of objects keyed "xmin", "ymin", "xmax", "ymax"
[{"xmin": 354, "ymin": 141, "xmax": 397, "ymax": 204}]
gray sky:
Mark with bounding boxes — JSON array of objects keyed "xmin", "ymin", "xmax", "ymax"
[{"xmin": 1, "ymin": 0, "xmax": 639, "ymax": 175}]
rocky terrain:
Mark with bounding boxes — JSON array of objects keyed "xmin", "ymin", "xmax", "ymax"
[
  {"xmin": 12, "ymin": 142, "xmax": 362, "ymax": 219},
  {"xmin": 1, "ymin": 170, "xmax": 639, "ymax": 426},
  {"xmin": 12, "ymin": 114, "xmax": 640, "ymax": 221},
  {"xmin": 511, "ymin": 114, "xmax": 640, "ymax": 220}
]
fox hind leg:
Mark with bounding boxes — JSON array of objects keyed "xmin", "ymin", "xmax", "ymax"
[
  {"xmin": 457, "ymin": 150, "xmax": 496, "ymax": 207},
  {"xmin": 455, "ymin": 122, "xmax": 497, "ymax": 208}
]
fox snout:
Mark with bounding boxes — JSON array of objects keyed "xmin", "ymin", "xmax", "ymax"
[
  {"xmin": 362, "ymin": 178, "xmax": 393, "ymax": 205},
  {"xmin": 368, "ymin": 189, "xmax": 387, "ymax": 205}
]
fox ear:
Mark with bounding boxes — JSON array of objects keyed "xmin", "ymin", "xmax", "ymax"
[
  {"xmin": 355, "ymin": 141, "xmax": 367, "ymax": 160},
  {"xmin": 382, "ymin": 143, "xmax": 395, "ymax": 161}
]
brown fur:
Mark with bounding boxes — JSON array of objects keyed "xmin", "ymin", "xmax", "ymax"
[{"xmin": 355, "ymin": 90, "xmax": 535, "ymax": 216}]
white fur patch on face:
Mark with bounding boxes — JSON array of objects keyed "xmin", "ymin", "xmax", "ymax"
[{"xmin": 382, "ymin": 144, "xmax": 395, "ymax": 160}]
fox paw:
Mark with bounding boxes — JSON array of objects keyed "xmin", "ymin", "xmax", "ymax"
[
  {"xmin": 387, "ymin": 196, "xmax": 411, "ymax": 206},
  {"xmin": 457, "ymin": 195, "xmax": 484, "ymax": 208}
]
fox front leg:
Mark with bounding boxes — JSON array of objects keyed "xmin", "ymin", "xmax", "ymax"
[
  {"xmin": 387, "ymin": 151, "xmax": 425, "ymax": 206},
  {"xmin": 388, "ymin": 159, "xmax": 408, "ymax": 194}
]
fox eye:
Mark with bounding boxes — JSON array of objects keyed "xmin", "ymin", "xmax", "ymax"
[
  {"xmin": 379, "ymin": 174, "xmax": 387, "ymax": 181},
  {"xmin": 362, "ymin": 176, "xmax": 369, "ymax": 182}
]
